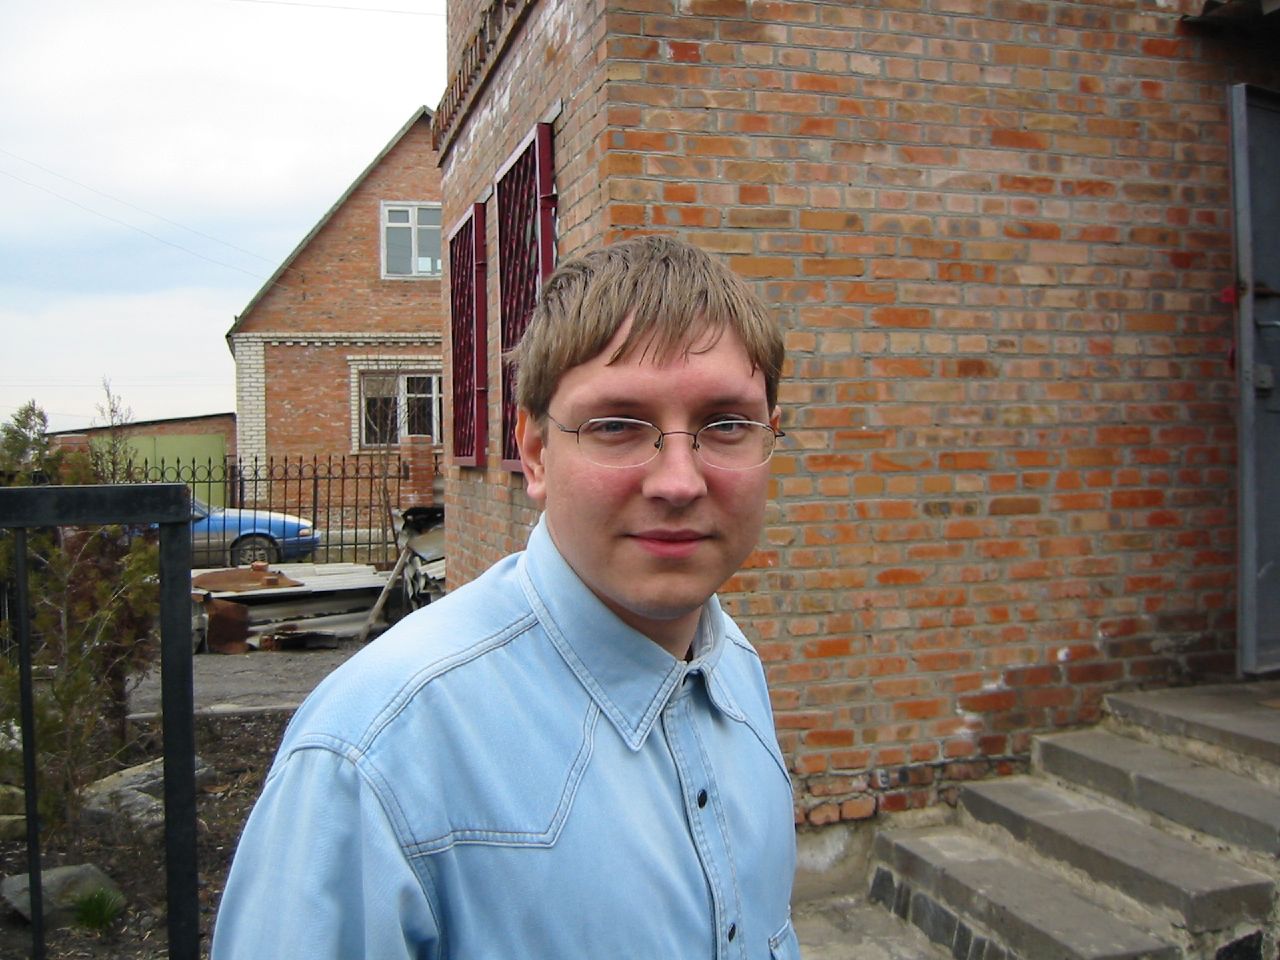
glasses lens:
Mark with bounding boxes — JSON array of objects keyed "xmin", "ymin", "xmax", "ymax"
[
  {"xmin": 571, "ymin": 417, "xmax": 777, "ymax": 469},
  {"xmin": 576, "ymin": 418, "xmax": 663, "ymax": 467},
  {"xmin": 695, "ymin": 421, "xmax": 776, "ymax": 469}
]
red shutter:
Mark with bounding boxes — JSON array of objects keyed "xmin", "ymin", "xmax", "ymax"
[
  {"xmin": 496, "ymin": 122, "xmax": 556, "ymax": 470},
  {"xmin": 448, "ymin": 203, "xmax": 488, "ymax": 466}
]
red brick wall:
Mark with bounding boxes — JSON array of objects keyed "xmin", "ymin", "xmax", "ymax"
[
  {"xmin": 260, "ymin": 344, "xmax": 439, "ymax": 457},
  {"xmin": 440, "ymin": 0, "xmax": 1278, "ymax": 822}
]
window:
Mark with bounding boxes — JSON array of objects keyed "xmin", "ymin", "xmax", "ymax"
[
  {"xmin": 360, "ymin": 372, "xmax": 442, "ymax": 446},
  {"xmin": 496, "ymin": 122, "xmax": 556, "ymax": 469},
  {"xmin": 383, "ymin": 203, "xmax": 443, "ymax": 277},
  {"xmin": 449, "ymin": 203, "xmax": 488, "ymax": 466}
]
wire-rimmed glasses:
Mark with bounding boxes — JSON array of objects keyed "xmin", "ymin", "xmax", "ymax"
[{"xmin": 546, "ymin": 415, "xmax": 784, "ymax": 470}]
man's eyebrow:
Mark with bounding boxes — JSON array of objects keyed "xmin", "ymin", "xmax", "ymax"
[{"xmin": 573, "ymin": 393, "xmax": 769, "ymax": 415}]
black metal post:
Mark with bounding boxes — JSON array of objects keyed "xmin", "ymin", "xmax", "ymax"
[
  {"xmin": 159, "ymin": 517, "xmax": 199, "ymax": 959},
  {"xmin": 0, "ymin": 484, "xmax": 198, "ymax": 960},
  {"xmin": 15, "ymin": 528, "xmax": 46, "ymax": 960}
]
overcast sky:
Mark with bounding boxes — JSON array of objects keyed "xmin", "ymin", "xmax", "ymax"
[{"xmin": 1, "ymin": 0, "xmax": 448, "ymax": 433}]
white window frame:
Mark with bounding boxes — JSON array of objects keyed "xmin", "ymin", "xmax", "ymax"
[
  {"xmin": 348, "ymin": 358, "xmax": 443, "ymax": 449},
  {"xmin": 381, "ymin": 201, "xmax": 443, "ymax": 278}
]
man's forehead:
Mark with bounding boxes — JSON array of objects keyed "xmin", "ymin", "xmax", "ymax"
[
  {"xmin": 555, "ymin": 350, "xmax": 766, "ymax": 413},
  {"xmin": 603, "ymin": 313, "xmax": 725, "ymax": 364}
]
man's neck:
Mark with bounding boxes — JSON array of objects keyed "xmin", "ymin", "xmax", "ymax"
[{"xmin": 617, "ymin": 608, "xmax": 701, "ymax": 661}]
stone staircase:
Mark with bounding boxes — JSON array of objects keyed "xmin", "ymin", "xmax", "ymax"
[{"xmin": 866, "ymin": 680, "xmax": 1280, "ymax": 959}]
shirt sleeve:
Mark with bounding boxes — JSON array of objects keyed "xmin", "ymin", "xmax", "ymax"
[{"xmin": 211, "ymin": 744, "xmax": 441, "ymax": 960}]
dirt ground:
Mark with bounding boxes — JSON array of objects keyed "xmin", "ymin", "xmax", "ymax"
[{"xmin": 0, "ymin": 644, "xmax": 360, "ymax": 959}]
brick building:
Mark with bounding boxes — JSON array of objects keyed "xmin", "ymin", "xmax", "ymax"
[
  {"xmin": 228, "ymin": 106, "xmax": 445, "ymax": 508},
  {"xmin": 435, "ymin": 0, "xmax": 1278, "ymax": 826},
  {"xmin": 49, "ymin": 412, "xmax": 237, "ymax": 462}
]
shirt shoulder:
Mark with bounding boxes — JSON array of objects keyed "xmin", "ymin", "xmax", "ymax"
[{"xmin": 276, "ymin": 551, "xmax": 540, "ymax": 756}]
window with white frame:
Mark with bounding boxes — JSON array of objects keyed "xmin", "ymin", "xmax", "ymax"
[
  {"xmin": 360, "ymin": 372, "xmax": 443, "ymax": 446},
  {"xmin": 383, "ymin": 203, "xmax": 443, "ymax": 277}
]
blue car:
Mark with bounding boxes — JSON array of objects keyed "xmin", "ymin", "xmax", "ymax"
[{"xmin": 190, "ymin": 496, "xmax": 321, "ymax": 567}]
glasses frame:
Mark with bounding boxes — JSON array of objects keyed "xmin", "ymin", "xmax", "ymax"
[{"xmin": 545, "ymin": 414, "xmax": 785, "ymax": 471}]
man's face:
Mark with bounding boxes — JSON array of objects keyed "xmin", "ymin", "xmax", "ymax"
[{"xmin": 516, "ymin": 319, "xmax": 778, "ymax": 656}]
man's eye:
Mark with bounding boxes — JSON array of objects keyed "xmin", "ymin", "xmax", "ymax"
[
  {"xmin": 702, "ymin": 419, "xmax": 751, "ymax": 438},
  {"xmin": 582, "ymin": 419, "xmax": 648, "ymax": 441}
]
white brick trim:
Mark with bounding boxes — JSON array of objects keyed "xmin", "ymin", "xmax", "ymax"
[
  {"xmin": 233, "ymin": 332, "xmax": 442, "ymax": 347},
  {"xmin": 234, "ymin": 338, "xmax": 267, "ymax": 464}
]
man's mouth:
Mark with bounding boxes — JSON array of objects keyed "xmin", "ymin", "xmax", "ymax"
[{"xmin": 630, "ymin": 528, "xmax": 709, "ymax": 558}]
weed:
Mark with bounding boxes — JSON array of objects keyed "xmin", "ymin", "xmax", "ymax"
[{"xmin": 72, "ymin": 887, "xmax": 126, "ymax": 933}]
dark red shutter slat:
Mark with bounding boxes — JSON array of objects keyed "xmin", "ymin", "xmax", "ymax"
[
  {"xmin": 497, "ymin": 123, "xmax": 556, "ymax": 470},
  {"xmin": 448, "ymin": 203, "xmax": 488, "ymax": 467}
]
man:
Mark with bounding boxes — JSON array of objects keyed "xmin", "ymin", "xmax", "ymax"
[{"xmin": 212, "ymin": 236, "xmax": 800, "ymax": 959}]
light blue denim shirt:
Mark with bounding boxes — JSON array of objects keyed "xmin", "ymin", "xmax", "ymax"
[{"xmin": 212, "ymin": 517, "xmax": 800, "ymax": 959}]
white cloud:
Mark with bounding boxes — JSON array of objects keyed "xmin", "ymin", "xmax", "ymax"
[
  {"xmin": 2, "ymin": 0, "xmax": 446, "ymax": 220},
  {"xmin": 0, "ymin": 0, "xmax": 448, "ymax": 432},
  {"xmin": 0, "ymin": 286, "xmax": 242, "ymax": 431}
]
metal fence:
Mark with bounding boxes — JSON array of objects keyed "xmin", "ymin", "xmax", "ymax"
[
  {"xmin": 132, "ymin": 454, "xmax": 404, "ymax": 567},
  {"xmin": 0, "ymin": 484, "xmax": 199, "ymax": 960}
]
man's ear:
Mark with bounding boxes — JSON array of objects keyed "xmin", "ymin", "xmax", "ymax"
[
  {"xmin": 515, "ymin": 408, "xmax": 548, "ymax": 506},
  {"xmin": 769, "ymin": 406, "xmax": 782, "ymax": 432}
]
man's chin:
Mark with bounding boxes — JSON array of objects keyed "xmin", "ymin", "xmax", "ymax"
[{"xmin": 603, "ymin": 589, "xmax": 709, "ymax": 633}]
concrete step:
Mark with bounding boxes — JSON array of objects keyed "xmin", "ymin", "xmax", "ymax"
[
  {"xmin": 960, "ymin": 777, "xmax": 1274, "ymax": 933},
  {"xmin": 793, "ymin": 893, "xmax": 951, "ymax": 959},
  {"xmin": 871, "ymin": 828, "xmax": 1177, "ymax": 960},
  {"xmin": 1038, "ymin": 729, "xmax": 1280, "ymax": 856},
  {"xmin": 1106, "ymin": 681, "xmax": 1280, "ymax": 779}
]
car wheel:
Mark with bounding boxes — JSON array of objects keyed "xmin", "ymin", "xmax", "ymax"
[{"xmin": 231, "ymin": 535, "xmax": 279, "ymax": 566}]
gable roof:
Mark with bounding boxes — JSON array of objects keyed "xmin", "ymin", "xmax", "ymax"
[{"xmin": 225, "ymin": 104, "xmax": 435, "ymax": 350}]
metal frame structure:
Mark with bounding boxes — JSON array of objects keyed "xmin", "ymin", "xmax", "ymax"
[
  {"xmin": 496, "ymin": 122, "xmax": 557, "ymax": 470},
  {"xmin": 0, "ymin": 483, "xmax": 198, "ymax": 960},
  {"xmin": 449, "ymin": 201, "xmax": 489, "ymax": 467},
  {"xmin": 1231, "ymin": 84, "xmax": 1280, "ymax": 676}
]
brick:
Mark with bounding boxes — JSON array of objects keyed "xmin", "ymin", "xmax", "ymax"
[
  {"xmin": 990, "ymin": 129, "xmax": 1050, "ymax": 150},
  {"xmin": 989, "ymin": 497, "xmax": 1041, "ymax": 516},
  {"xmin": 871, "ymin": 307, "xmax": 932, "ymax": 328},
  {"xmin": 441, "ymin": 0, "xmax": 1247, "ymax": 827},
  {"xmin": 798, "ymin": 210, "xmax": 866, "ymax": 231}
]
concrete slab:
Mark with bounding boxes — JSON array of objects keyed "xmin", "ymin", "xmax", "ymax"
[
  {"xmin": 1107, "ymin": 681, "xmax": 1280, "ymax": 767},
  {"xmin": 129, "ymin": 642, "xmax": 361, "ymax": 718},
  {"xmin": 792, "ymin": 894, "xmax": 950, "ymax": 959},
  {"xmin": 961, "ymin": 778, "xmax": 1274, "ymax": 932},
  {"xmin": 877, "ymin": 828, "xmax": 1177, "ymax": 960},
  {"xmin": 1039, "ymin": 730, "xmax": 1280, "ymax": 855}
]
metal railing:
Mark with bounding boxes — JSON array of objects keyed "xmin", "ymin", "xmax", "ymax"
[
  {"xmin": 0, "ymin": 484, "xmax": 198, "ymax": 960},
  {"xmin": 133, "ymin": 454, "xmax": 405, "ymax": 566}
]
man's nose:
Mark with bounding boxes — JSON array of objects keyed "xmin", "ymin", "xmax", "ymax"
[{"xmin": 642, "ymin": 433, "xmax": 707, "ymax": 503}]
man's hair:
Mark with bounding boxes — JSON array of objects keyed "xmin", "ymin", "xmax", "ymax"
[{"xmin": 512, "ymin": 235, "xmax": 785, "ymax": 418}]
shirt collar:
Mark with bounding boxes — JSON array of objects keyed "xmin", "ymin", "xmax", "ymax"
[{"xmin": 517, "ymin": 516, "xmax": 742, "ymax": 751}]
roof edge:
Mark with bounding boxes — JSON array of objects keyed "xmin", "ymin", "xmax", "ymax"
[
  {"xmin": 48, "ymin": 410, "xmax": 237, "ymax": 437},
  {"xmin": 225, "ymin": 105, "xmax": 435, "ymax": 350}
]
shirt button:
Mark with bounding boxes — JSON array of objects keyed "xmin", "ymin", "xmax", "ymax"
[
  {"xmin": 696, "ymin": 789, "xmax": 708, "ymax": 808},
  {"xmin": 728, "ymin": 923, "xmax": 737, "ymax": 941}
]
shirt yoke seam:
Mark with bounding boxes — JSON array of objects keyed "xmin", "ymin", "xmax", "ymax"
[{"xmin": 357, "ymin": 609, "xmax": 540, "ymax": 752}]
